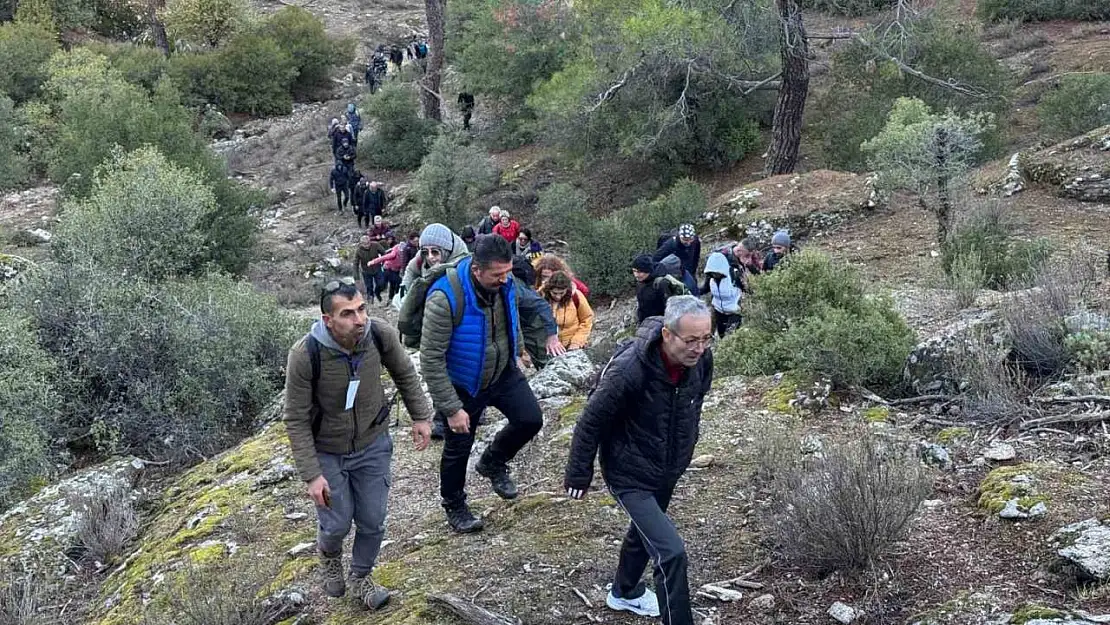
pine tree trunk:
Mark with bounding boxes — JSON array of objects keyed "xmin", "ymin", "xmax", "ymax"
[
  {"xmin": 934, "ymin": 127, "xmax": 951, "ymax": 245},
  {"xmin": 763, "ymin": 0, "xmax": 809, "ymax": 177},
  {"xmin": 422, "ymin": 0, "xmax": 446, "ymax": 121},
  {"xmin": 148, "ymin": 0, "xmax": 170, "ymax": 56}
]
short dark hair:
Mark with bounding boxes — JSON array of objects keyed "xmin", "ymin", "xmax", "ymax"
[
  {"xmin": 407, "ymin": 231, "xmax": 419, "ymax": 241},
  {"xmin": 519, "ymin": 227, "xmax": 532, "ymax": 241},
  {"xmin": 321, "ymin": 283, "xmax": 361, "ymax": 315},
  {"xmin": 473, "ymin": 234, "xmax": 512, "ymax": 268},
  {"xmin": 740, "ymin": 236, "xmax": 760, "ymax": 251}
]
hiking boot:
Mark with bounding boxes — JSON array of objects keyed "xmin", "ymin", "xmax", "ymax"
[
  {"xmin": 476, "ymin": 455, "xmax": 518, "ymax": 500},
  {"xmin": 444, "ymin": 504, "xmax": 484, "ymax": 533},
  {"xmin": 319, "ymin": 549, "xmax": 345, "ymax": 598},
  {"xmin": 351, "ymin": 574, "xmax": 391, "ymax": 610},
  {"xmin": 606, "ymin": 588, "xmax": 661, "ymax": 617}
]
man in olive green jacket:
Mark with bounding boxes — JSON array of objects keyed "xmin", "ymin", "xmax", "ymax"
[{"xmin": 284, "ymin": 278, "xmax": 433, "ymax": 609}]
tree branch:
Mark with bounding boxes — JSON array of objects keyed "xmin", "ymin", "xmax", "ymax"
[
  {"xmin": 588, "ymin": 61, "xmax": 642, "ymax": 113},
  {"xmin": 852, "ymin": 34, "xmax": 991, "ymax": 99}
]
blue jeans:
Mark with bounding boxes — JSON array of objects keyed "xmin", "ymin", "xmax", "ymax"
[{"xmin": 315, "ymin": 434, "xmax": 392, "ymax": 577}]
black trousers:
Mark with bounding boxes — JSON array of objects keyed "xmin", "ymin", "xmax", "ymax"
[
  {"xmin": 334, "ymin": 187, "xmax": 349, "ymax": 211},
  {"xmin": 383, "ymin": 269, "xmax": 402, "ymax": 300},
  {"xmin": 439, "ymin": 365, "xmax": 543, "ymax": 508},
  {"xmin": 357, "ymin": 211, "xmax": 371, "ymax": 229},
  {"xmin": 712, "ymin": 310, "xmax": 741, "ymax": 338},
  {"xmin": 612, "ymin": 485, "xmax": 693, "ymax": 625}
]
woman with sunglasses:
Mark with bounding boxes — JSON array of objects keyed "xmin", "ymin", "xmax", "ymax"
[{"xmin": 400, "ymin": 223, "xmax": 471, "ymax": 293}]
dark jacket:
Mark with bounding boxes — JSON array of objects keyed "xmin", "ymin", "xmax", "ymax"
[
  {"xmin": 355, "ymin": 241, "xmax": 385, "ymax": 277},
  {"xmin": 476, "ymin": 215, "xmax": 496, "ymax": 235},
  {"xmin": 635, "ymin": 264, "xmax": 671, "ymax": 323},
  {"xmin": 353, "ymin": 181, "xmax": 369, "ymax": 209},
  {"xmin": 518, "ymin": 285, "xmax": 558, "ymax": 342},
  {"xmin": 336, "ymin": 143, "xmax": 356, "ymax": 166},
  {"xmin": 284, "ymin": 320, "xmax": 433, "ymax": 482},
  {"xmin": 348, "ymin": 111, "xmax": 362, "ymax": 136},
  {"xmin": 331, "ymin": 128, "xmax": 352, "ymax": 156},
  {"xmin": 763, "ymin": 246, "xmax": 796, "ymax": 272},
  {"xmin": 565, "ymin": 317, "xmax": 713, "ymax": 493},
  {"xmin": 653, "ymin": 236, "xmax": 701, "ymax": 278},
  {"xmin": 364, "ymin": 187, "xmax": 388, "ymax": 216},
  {"xmin": 329, "ymin": 165, "xmax": 351, "ymax": 192}
]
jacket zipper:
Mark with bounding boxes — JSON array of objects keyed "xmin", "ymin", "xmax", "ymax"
[
  {"xmin": 348, "ymin": 357, "xmax": 358, "ymax": 453},
  {"xmin": 667, "ymin": 384, "xmax": 679, "ymax": 473},
  {"xmin": 490, "ymin": 297, "xmax": 502, "ymax": 380}
]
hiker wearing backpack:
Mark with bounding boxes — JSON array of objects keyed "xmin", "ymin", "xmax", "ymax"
[
  {"xmin": 763, "ymin": 230, "xmax": 795, "ymax": 272},
  {"xmin": 540, "ymin": 271, "xmax": 594, "ymax": 350},
  {"xmin": 654, "ymin": 223, "xmax": 701, "ymax": 285},
  {"xmin": 564, "ymin": 295, "xmax": 713, "ymax": 625},
  {"xmin": 283, "ymin": 278, "xmax": 434, "ymax": 610},
  {"xmin": 477, "ymin": 206, "xmax": 500, "ymax": 235},
  {"xmin": 329, "ymin": 163, "xmax": 353, "ymax": 212},
  {"xmin": 331, "ymin": 123, "xmax": 353, "ymax": 159},
  {"xmin": 418, "ymin": 235, "xmax": 545, "ymax": 533},
  {"xmin": 534, "ymin": 254, "xmax": 591, "ymax": 297},
  {"xmin": 355, "ymin": 235, "xmax": 386, "ymax": 304},
  {"xmin": 346, "ymin": 103, "xmax": 362, "ymax": 143},
  {"xmin": 512, "ymin": 228, "xmax": 543, "ymax": 264},
  {"xmin": 702, "ymin": 252, "xmax": 742, "ymax": 337},
  {"xmin": 400, "ymin": 224, "xmax": 470, "ymax": 295},
  {"xmin": 632, "ymin": 254, "xmax": 687, "ymax": 324}
]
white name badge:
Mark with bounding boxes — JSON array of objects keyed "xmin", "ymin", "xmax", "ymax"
[{"xmin": 345, "ymin": 379, "xmax": 361, "ymax": 411}]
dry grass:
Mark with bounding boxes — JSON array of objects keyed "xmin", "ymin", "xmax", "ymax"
[
  {"xmin": 144, "ymin": 562, "xmax": 298, "ymax": 625},
  {"xmin": 0, "ymin": 569, "xmax": 54, "ymax": 625},
  {"xmin": 66, "ymin": 482, "xmax": 140, "ymax": 567}
]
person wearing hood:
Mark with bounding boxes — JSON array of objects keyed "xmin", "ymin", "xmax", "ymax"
[
  {"xmin": 763, "ymin": 230, "xmax": 795, "ymax": 272},
  {"xmin": 477, "ymin": 206, "xmax": 501, "ymax": 235},
  {"xmin": 460, "ymin": 225, "xmax": 477, "ymax": 248},
  {"xmin": 632, "ymin": 254, "xmax": 687, "ymax": 324},
  {"xmin": 564, "ymin": 296, "xmax": 713, "ymax": 625},
  {"xmin": 401, "ymin": 223, "xmax": 471, "ymax": 291},
  {"xmin": 283, "ymin": 278, "xmax": 434, "ymax": 610},
  {"xmin": 701, "ymin": 252, "xmax": 742, "ymax": 337},
  {"xmin": 512, "ymin": 228, "xmax": 543, "ymax": 263},
  {"xmin": 493, "ymin": 211, "xmax": 521, "ymax": 243}
]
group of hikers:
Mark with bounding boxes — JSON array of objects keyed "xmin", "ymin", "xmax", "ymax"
[
  {"xmin": 364, "ymin": 35, "xmax": 429, "ymax": 93},
  {"xmin": 327, "ymin": 103, "xmax": 395, "ymax": 229},
  {"xmin": 285, "ymin": 196, "xmax": 799, "ymax": 624}
]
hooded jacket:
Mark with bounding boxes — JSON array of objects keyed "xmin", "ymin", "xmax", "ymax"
[
  {"xmin": 401, "ymin": 231, "xmax": 470, "ymax": 289},
  {"xmin": 703, "ymin": 252, "xmax": 741, "ymax": 315},
  {"xmin": 564, "ymin": 317, "xmax": 713, "ymax": 493},
  {"xmin": 635, "ymin": 263, "xmax": 674, "ymax": 323},
  {"xmin": 284, "ymin": 319, "xmax": 432, "ymax": 482}
]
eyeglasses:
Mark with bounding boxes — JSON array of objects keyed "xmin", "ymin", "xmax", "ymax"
[
  {"xmin": 678, "ymin": 335, "xmax": 713, "ymax": 349},
  {"xmin": 421, "ymin": 247, "xmax": 444, "ymax": 257},
  {"xmin": 323, "ymin": 276, "xmax": 356, "ymax": 293}
]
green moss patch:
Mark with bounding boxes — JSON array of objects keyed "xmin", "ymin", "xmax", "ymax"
[{"xmin": 976, "ymin": 464, "xmax": 1049, "ymax": 514}]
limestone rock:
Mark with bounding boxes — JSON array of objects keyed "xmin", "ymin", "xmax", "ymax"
[
  {"xmin": 529, "ymin": 351, "xmax": 597, "ymax": 399},
  {"xmin": 690, "ymin": 455, "xmax": 715, "ymax": 469},
  {"xmin": 983, "ymin": 442, "xmax": 1017, "ymax": 462},
  {"xmin": 1051, "ymin": 519, "xmax": 1110, "ymax": 582},
  {"xmin": 903, "ymin": 310, "xmax": 1004, "ymax": 395},
  {"xmin": 828, "ymin": 601, "xmax": 860, "ymax": 624},
  {"xmin": 287, "ymin": 542, "xmax": 315, "ymax": 558},
  {"xmin": 999, "ymin": 498, "xmax": 1047, "ymax": 520},
  {"xmin": 699, "ymin": 584, "xmax": 744, "ymax": 602},
  {"xmin": 919, "ymin": 443, "xmax": 953, "ymax": 470},
  {"xmin": 750, "ymin": 594, "xmax": 776, "ymax": 611},
  {"xmin": 1021, "ymin": 125, "xmax": 1110, "ymax": 202}
]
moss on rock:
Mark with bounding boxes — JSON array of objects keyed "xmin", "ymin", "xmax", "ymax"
[
  {"xmin": 935, "ymin": 427, "xmax": 970, "ymax": 445},
  {"xmin": 976, "ymin": 464, "xmax": 1049, "ymax": 514},
  {"xmin": 1010, "ymin": 602, "xmax": 1066, "ymax": 623}
]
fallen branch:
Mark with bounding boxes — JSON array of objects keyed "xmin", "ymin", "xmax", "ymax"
[
  {"xmin": 890, "ymin": 394, "xmax": 952, "ymax": 406},
  {"xmin": 1020, "ymin": 411, "xmax": 1110, "ymax": 430},
  {"xmin": 1033, "ymin": 395, "xmax": 1110, "ymax": 406},
  {"xmin": 426, "ymin": 593, "xmax": 517, "ymax": 625},
  {"xmin": 571, "ymin": 587, "xmax": 593, "ymax": 608}
]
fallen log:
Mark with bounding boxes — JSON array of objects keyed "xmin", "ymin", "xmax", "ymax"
[{"xmin": 426, "ymin": 593, "xmax": 518, "ymax": 625}]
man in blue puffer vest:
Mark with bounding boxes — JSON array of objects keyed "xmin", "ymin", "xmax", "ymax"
[{"xmin": 420, "ymin": 234, "xmax": 545, "ymax": 533}]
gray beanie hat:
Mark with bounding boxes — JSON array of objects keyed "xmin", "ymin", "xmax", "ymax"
[
  {"xmin": 771, "ymin": 230, "xmax": 791, "ymax": 247},
  {"xmin": 419, "ymin": 223, "xmax": 454, "ymax": 253}
]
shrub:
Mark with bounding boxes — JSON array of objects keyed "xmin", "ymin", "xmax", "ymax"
[
  {"xmin": 1037, "ymin": 73, "xmax": 1110, "ymax": 140},
  {"xmin": 258, "ymin": 6, "xmax": 352, "ymax": 99},
  {"xmin": 88, "ymin": 41, "xmax": 171, "ymax": 93},
  {"xmin": 1067, "ymin": 331, "xmax": 1110, "ymax": 373},
  {"xmin": 947, "ymin": 249, "xmax": 985, "ymax": 308},
  {"xmin": 210, "ymin": 33, "xmax": 296, "ymax": 116},
  {"xmin": 66, "ymin": 481, "xmax": 140, "ymax": 565},
  {"xmin": 978, "ymin": 0, "xmax": 1110, "ymax": 22},
  {"xmin": 54, "ymin": 147, "xmax": 219, "ymax": 281},
  {"xmin": 0, "ymin": 310, "xmax": 63, "ymax": 511},
  {"xmin": 0, "ymin": 20, "xmax": 57, "ymax": 103},
  {"xmin": 144, "ymin": 561, "xmax": 298, "ymax": 625},
  {"xmin": 18, "ymin": 266, "xmax": 302, "ymax": 465},
  {"xmin": 162, "ymin": 0, "xmax": 252, "ymax": 47},
  {"xmin": 535, "ymin": 181, "xmax": 588, "ymax": 238},
  {"xmin": 0, "ymin": 569, "xmax": 47, "ymax": 625},
  {"xmin": 359, "ymin": 84, "xmax": 437, "ymax": 170},
  {"xmin": 715, "ymin": 251, "xmax": 915, "ymax": 392},
  {"xmin": 769, "ymin": 434, "xmax": 931, "ymax": 572},
  {"xmin": 0, "ymin": 96, "xmax": 30, "ymax": 191},
  {"xmin": 954, "ymin": 335, "xmax": 1030, "ymax": 422},
  {"xmin": 800, "ymin": 0, "xmax": 891, "ymax": 15},
  {"xmin": 941, "ymin": 203, "xmax": 1050, "ymax": 290},
  {"xmin": 90, "ymin": 0, "xmax": 145, "ymax": 38},
  {"xmin": 412, "ymin": 133, "xmax": 498, "ymax": 231}
]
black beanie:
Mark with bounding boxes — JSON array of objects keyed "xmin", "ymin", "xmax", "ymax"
[{"xmin": 632, "ymin": 254, "xmax": 655, "ymax": 273}]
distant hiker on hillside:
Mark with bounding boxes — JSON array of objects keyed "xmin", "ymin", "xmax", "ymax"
[
  {"xmin": 366, "ymin": 47, "xmax": 388, "ymax": 92},
  {"xmin": 283, "ymin": 278, "xmax": 433, "ymax": 610},
  {"xmin": 512, "ymin": 228, "xmax": 543, "ymax": 264},
  {"xmin": 368, "ymin": 215, "xmax": 393, "ymax": 241},
  {"xmin": 534, "ymin": 254, "xmax": 590, "ymax": 297},
  {"xmin": 329, "ymin": 163, "xmax": 353, "ymax": 213},
  {"xmin": 458, "ymin": 91, "xmax": 475, "ymax": 130},
  {"xmin": 632, "ymin": 254, "xmax": 688, "ymax": 324},
  {"xmin": 389, "ymin": 45, "xmax": 404, "ymax": 75},
  {"xmin": 421, "ymin": 235, "xmax": 544, "ymax": 533},
  {"xmin": 346, "ymin": 103, "xmax": 362, "ymax": 143},
  {"xmin": 541, "ymin": 271, "xmax": 594, "ymax": 351},
  {"xmin": 355, "ymin": 235, "xmax": 386, "ymax": 303},
  {"xmin": 493, "ymin": 211, "xmax": 521, "ymax": 243},
  {"xmin": 353, "ymin": 175, "xmax": 371, "ymax": 228},
  {"xmin": 702, "ymin": 252, "xmax": 742, "ymax": 337},
  {"xmin": 564, "ymin": 295, "xmax": 713, "ymax": 625},
  {"xmin": 331, "ymin": 122, "xmax": 353, "ymax": 159},
  {"xmin": 409, "ymin": 36, "xmax": 428, "ymax": 71},
  {"xmin": 763, "ymin": 230, "xmax": 795, "ymax": 272},
  {"xmin": 364, "ymin": 181, "xmax": 388, "ymax": 219},
  {"xmin": 477, "ymin": 206, "xmax": 501, "ymax": 235}
]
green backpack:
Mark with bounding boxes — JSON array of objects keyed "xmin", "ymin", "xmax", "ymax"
[{"xmin": 397, "ymin": 256, "xmax": 467, "ymax": 349}]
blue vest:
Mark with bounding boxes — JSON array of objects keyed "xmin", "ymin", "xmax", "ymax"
[{"xmin": 428, "ymin": 257, "xmax": 520, "ymax": 396}]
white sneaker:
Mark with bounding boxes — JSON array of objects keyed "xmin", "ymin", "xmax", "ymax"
[{"xmin": 606, "ymin": 588, "xmax": 661, "ymax": 617}]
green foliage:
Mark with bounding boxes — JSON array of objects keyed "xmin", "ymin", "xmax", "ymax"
[
  {"xmin": 941, "ymin": 206, "xmax": 1050, "ymax": 290},
  {"xmin": 0, "ymin": 310, "xmax": 63, "ymax": 511},
  {"xmin": 559, "ymin": 178, "xmax": 707, "ymax": 296},
  {"xmin": 359, "ymin": 84, "xmax": 437, "ymax": 170},
  {"xmin": 800, "ymin": 0, "xmax": 891, "ymax": 15},
  {"xmin": 412, "ymin": 134, "xmax": 498, "ymax": 231},
  {"xmin": 812, "ymin": 15, "xmax": 1010, "ymax": 171},
  {"xmin": 0, "ymin": 20, "xmax": 57, "ymax": 103},
  {"xmin": 0, "ymin": 96, "xmax": 30, "ymax": 191},
  {"xmin": 1066, "ymin": 331, "xmax": 1110, "ymax": 374},
  {"xmin": 54, "ymin": 147, "xmax": 219, "ymax": 281},
  {"xmin": 978, "ymin": 0, "xmax": 1110, "ymax": 22},
  {"xmin": 535, "ymin": 182, "xmax": 588, "ymax": 237},
  {"xmin": 87, "ymin": 41, "xmax": 171, "ymax": 93},
  {"xmin": 716, "ymin": 251, "xmax": 915, "ymax": 392},
  {"xmin": 170, "ymin": 33, "xmax": 298, "ymax": 115},
  {"xmin": 89, "ymin": 0, "xmax": 145, "ymax": 38},
  {"xmin": 162, "ymin": 0, "xmax": 252, "ymax": 47},
  {"xmin": 1037, "ymin": 73, "xmax": 1110, "ymax": 140},
  {"xmin": 258, "ymin": 6, "xmax": 353, "ymax": 99},
  {"xmin": 17, "ymin": 265, "xmax": 302, "ymax": 465},
  {"xmin": 947, "ymin": 248, "xmax": 985, "ymax": 308}
]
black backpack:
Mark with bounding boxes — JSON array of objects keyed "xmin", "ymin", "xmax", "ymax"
[
  {"xmin": 656, "ymin": 228, "xmax": 677, "ymax": 251},
  {"xmin": 305, "ymin": 325, "xmax": 397, "ymax": 435}
]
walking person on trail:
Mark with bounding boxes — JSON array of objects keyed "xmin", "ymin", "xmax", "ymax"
[
  {"xmin": 331, "ymin": 122, "xmax": 353, "ymax": 159},
  {"xmin": 762, "ymin": 230, "xmax": 795, "ymax": 273},
  {"xmin": 512, "ymin": 228, "xmax": 543, "ymax": 264},
  {"xmin": 400, "ymin": 223, "xmax": 470, "ymax": 294},
  {"xmin": 335, "ymin": 137, "xmax": 356, "ymax": 169},
  {"xmin": 654, "ymin": 224, "xmax": 701, "ymax": 296},
  {"xmin": 477, "ymin": 206, "xmax": 501, "ymax": 235},
  {"xmin": 492, "ymin": 211, "xmax": 521, "ymax": 243},
  {"xmin": 367, "ymin": 234, "xmax": 406, "ymax": 302},
  {"xmin": 564, "ymin": 296, "xmax": 714, "ymax": 625},
  {"xmin": 534, "ymin": 254, "xmax": 590, "ymax": 297},
  {"xmin": 632, "ymin": 254, "xmax": 688, "ymax": 324},
  {"xmin": 329, "ymin": 163, "xmax": 353, "ymax": 213},
  {"xmin": 364, "ymin": 181, "xmax": 388, "ymax": 219},
  {"xmin": 540, "ymin": 271, "xmax": 594, "ymax": 351},
  {"xmin": 512, "ymin": 254, "xmax": 564, "ymax": 372},
  {"xmin": 346, "ymin": 103, "xmax": 362, "ymax": 144},
  {"xmin": 355, "ymin": 235, "xmax": 386, "ymax": 304},
  {"xmin": 282, "ymin": 277, "xmax": 434, "ymax": 610},
  {"xmin": 367, "ymin": 215, "xmax": 393, "ymax": 242},
  {"xmin": 458, "ymin": 91, "xmax": 475, "ymax": 130},
  {"xmin": 389, "ymin": 45, "xmax": 404, "ymax": 75},
  {"xmin": 420, "ymin": 235, "xmax": 546, "ymax": 533},
  {"xmin": 701, "ymin": 252, "xmax": 742, "ymax": 337}
]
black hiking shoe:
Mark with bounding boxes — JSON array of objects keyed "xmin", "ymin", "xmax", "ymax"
[
  {"xmin": 444, "ymin": 504, "xmax": 484, "ymax": 533},
  {"xmin": 476, "ymin": 455, "xmax": 518, "ymax": 500}
]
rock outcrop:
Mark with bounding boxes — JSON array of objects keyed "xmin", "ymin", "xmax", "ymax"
[
  {"xmin": 903, "ymin": 310, "xmax": 1004, "ymax": 395},
  {"xmin": 1021, "ymin": 125, "xmax": 1110, "ymax": 202}
]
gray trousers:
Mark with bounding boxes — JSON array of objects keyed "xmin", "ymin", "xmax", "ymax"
[{"xmin": 315, "ymin": 434, "xmax": 392, "ymax": 577}]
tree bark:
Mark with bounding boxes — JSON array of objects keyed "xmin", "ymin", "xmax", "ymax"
[
  {"xmin": 148, "ymin": 0, "xmax": 170, "ymax": 56},
  {"xmin": 422, "ymin": 0, "xmax": 446, "ymax": 121},
  {"xmin": 934, "ymin": 126, "xmax": 951, "ymax": 245},
  {"xmin": 763, "ymin": 0, "xmax": 809, "ymax": 177},
  {"xmin": 426, "ymin": 593, "xmax": 516, "ymax": 625}
]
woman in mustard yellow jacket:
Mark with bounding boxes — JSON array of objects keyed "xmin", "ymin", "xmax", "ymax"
[{"xmin": 540, "ymin": 271, "xmax": 594, "ymax": 350}]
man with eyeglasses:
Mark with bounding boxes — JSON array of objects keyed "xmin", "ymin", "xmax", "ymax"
[
  {"xmin": 283, "ymin": 277, "xmax": 434, "ymax": 610},
  {"xmin": 421, "ymin": 234, "xmax": 545, "ymax": 533},
  {"xmin": 564, "ymin": 296, "xmax": 714, "ymax": 625}
]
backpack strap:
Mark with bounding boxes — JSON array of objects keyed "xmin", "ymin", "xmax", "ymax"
[
  {"xmin": 308, "ymin": 325, "xmax": 387, "ymax": 438},
  {"xmin": 442, "ymin": 267, "xmax": 466, "ymax": 328}
]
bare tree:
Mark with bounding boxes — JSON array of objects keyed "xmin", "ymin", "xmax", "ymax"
[
  {"xmin": 423, "ymin": 0, "xmax": 446, "ymax": 121},
  {"xmin": 764, "ymin": 0, "xmax": 809, "ymax": 176}
]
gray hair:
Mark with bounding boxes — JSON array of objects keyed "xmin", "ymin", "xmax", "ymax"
[{"xmin": 663, "ymin": 295, "xmax": 710, "ymax": 333}]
